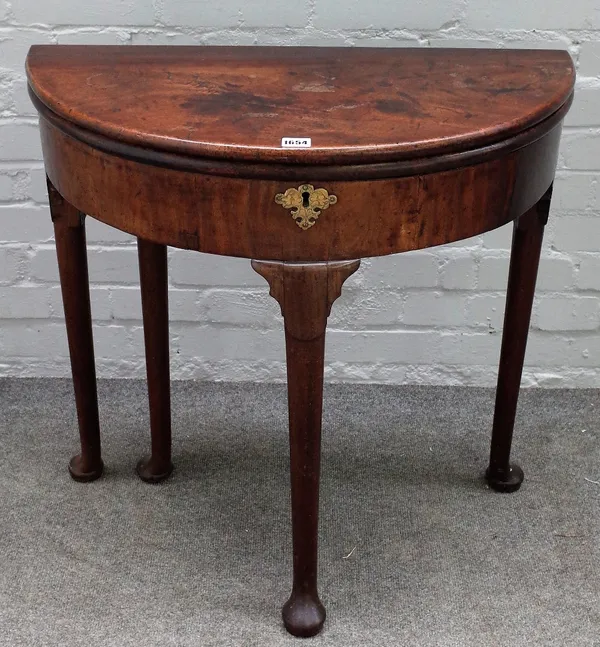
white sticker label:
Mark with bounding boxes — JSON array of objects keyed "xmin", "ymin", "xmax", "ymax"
[{"xmin": 281, "ymin": 137, "xmax": 312, "ymax": 148}]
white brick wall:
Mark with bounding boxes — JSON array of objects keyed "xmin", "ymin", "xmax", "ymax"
[{"xmin": 1, "ymin": 0, "xmax": 599, "ymax": 387}]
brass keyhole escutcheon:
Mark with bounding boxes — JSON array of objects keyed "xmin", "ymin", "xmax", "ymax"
[{"xmin": 275, "ymin": 184, "xmax": 338, "ymax": 230}]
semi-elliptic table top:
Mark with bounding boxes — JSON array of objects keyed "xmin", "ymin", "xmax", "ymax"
[{"xmin": 27, "ymin": 46, "xmax": 574, "ymax": 168}]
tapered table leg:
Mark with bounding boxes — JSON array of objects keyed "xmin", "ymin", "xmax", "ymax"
[
  {"xmin": 486, "ymin": 186, "xmax": 552, "ymax": 493},
  {"xmin": 253, "ymin": 259, "xmax": 360, "ymax": 638},
  {"xmin": 48, "ymin": 179, "xmax": 103, "ymax": 482},
  {"xmin": 136, "ymin": 238, "xmax": 173, "ymax": 483}
]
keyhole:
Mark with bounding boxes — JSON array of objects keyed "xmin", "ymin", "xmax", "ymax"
[{"xmin": 302, "ymin": 191, "xmax": 310, "ymax": 208}]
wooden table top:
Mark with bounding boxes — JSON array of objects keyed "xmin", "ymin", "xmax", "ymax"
[{"xmin": 27, "ymin": 46, "xmax": 575, "ymax": 167}]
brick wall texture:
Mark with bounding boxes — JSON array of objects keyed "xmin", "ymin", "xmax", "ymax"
[{"xmin": 0, "ymin": 0, "xmax": 599, "ymax": 387}]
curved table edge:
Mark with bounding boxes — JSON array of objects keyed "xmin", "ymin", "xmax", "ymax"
[{"xmin": 29, "ymin": 85, "xmax": 574, "ymax": 182}]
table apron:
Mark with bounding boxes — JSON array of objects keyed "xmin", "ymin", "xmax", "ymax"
[{"xmin": 40, "ymin": 117, "xmax": 562, "ymax": 262}]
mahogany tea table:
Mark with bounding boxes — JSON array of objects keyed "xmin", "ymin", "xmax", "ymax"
[{"xmin": 26, "ymin": 46, "xmax": 575, "ymax": 637}]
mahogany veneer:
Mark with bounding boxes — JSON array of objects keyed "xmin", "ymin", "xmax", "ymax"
[{"xmin": 27, "ymin": 45, "xmax": 575, "ymax": 638}]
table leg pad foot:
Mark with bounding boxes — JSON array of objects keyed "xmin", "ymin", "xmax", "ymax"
[
  {"xmin": 282, "ymin": 593, "xmax": 326, "ymax": 638},
  {"xmin": 485, "ymin": 463, "xmax": 524, "ymax": 493},
  {"xmin": 68, "ymin": 454, "xmax": 104, "ymax": 482},
  {"xmin": 136, "ymin": 456, "xmax": 173, "ymax": 483}
]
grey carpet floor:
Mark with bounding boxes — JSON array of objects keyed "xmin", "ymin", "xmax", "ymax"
[{"xmin": 0, "ymin": 378, "xmax": 599, "ymax": 646}]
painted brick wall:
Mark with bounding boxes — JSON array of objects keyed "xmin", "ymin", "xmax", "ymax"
[{"xmin": 1, "ymin": 1, "xmax": 599, "ymax": 387}]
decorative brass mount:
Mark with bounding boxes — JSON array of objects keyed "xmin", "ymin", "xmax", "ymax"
[{"xmin": 275, "ymin": 184, "xmax": 337, "ymax": 230}]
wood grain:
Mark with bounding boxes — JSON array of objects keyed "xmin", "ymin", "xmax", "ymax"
[
  {"xmin": 27, "ymin": 46, "xmax": 574, "ymax": 166},
  {"xmin": 29, "ymin": 45, "xmax": 575, "ymax": 636},
  {"xmin": 39, "ymin": 114, "xmax": 563, "ymax": 261},
  {"xmin": 136, "ymin": 239, "xmax": 173, "ymax": 484},
  {"xmin": 48, "ymin": 179, "xmax": 103, "ymax": 482},
  {"xmin": 486, "ymin": 187, "xmax": 552, "ymax": 493},
  {"xmin": 252, "ymin": 260, "xmax": 359, "ymax": 637}
]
